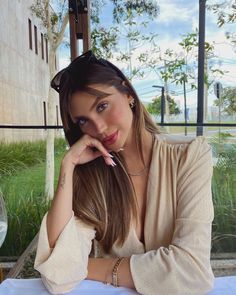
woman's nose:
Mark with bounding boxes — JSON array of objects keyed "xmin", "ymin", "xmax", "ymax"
[{"xmin": 93, "ymin": 118, "xmax": 107, "ymax": 135}]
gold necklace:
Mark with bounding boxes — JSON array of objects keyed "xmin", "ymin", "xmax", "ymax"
[
  {"xmin": 127, "ymin": 134, "xmax": 155, "ymax": 177},
  {"xmin": 128, "ymin": 165, "xmax": 148, "ymax": 177}
]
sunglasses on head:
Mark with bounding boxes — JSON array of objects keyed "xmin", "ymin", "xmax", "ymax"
[{"xmin": 51, "ymin": 50, "xmax": 127, "ymax": 93}]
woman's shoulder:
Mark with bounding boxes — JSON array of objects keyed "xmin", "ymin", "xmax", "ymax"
[
  {"xmin": 155, "ymin": 133, "xmax": 210, "ymax": 149},
  {"xmin": 153, "ymin": 133, "xmax": 211, "ymax": 161},
  {"xmin": 155, "ymin": 133, "xmax": 205, "ymax": 145}
]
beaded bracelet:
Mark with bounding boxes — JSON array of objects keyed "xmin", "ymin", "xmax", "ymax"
[{"xmin": 112, "ymin": 257, "xmax": 124, "ymax": 287}]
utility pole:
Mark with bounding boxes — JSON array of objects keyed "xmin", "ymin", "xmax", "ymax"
[
  {"xmin": 196, "ymin": 0, "xmax": 206, "ymax": 136},
  {"xmin": 68, "ymin": 0, "xmax": 91, "ymax": 61},
  {"xmin": 164, "ymin": 60, "xmax": 170, "ymax": 132},
  {"xmin": 183, "ymin": 79, "xmax": 187, "ymax": 136},
  {"xmin": 204, "ymin": 56, "xmax": 208, "ymax": 133},
  {"xmin": 214, "ymin": 82, "xmax": 223, "ymax": 142},
  {"xmin": 152, "ymin": 85, "xmax": 165, "ymax": 125}
]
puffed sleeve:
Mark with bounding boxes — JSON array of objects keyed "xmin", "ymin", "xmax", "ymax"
[
  {"xmin": 130, "ymin": 137, "xmax": 214, "ymax": 295},
  {"xmin": 34, "ymin": 212, "xmax": 96, "ymax": 294}
]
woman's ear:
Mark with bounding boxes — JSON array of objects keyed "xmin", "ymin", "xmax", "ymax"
[
  {"xmin": 121, "ymin": 81, "xmax": 136, "ymax": 109},
  {"xmin": 121, "ymin": 81, "xmax": 133, "ymax": 102},
  {"xmin": 127, "ymin": 95, "xmax": 134, "ymax": 104}
]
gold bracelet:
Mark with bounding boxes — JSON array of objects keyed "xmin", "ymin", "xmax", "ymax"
[
  {"xmin": 104, "ymin": 258, "xmax": 116, "ymax": 285},
  {"xmin": 112, "ymin": 257, "xmax": 124, "ymax": 287}
]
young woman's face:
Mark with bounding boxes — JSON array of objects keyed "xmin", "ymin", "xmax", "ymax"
[{"xmin": 70, "ymin": 84, "xmax": 134, "ymax": 151}]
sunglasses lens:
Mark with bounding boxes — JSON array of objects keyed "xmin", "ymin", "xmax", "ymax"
[
  {"xmin": 51, "ymin": 50, "xmax": 125, "ymax": 93},
  {"xmin": 51, "ymin": 51, "xmax": 95, "ymax": 92},
  {"xmin": 51, "ymin": 70, "xmax": 65, "ymax": 91}
]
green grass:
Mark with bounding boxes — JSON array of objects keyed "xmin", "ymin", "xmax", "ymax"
[
  {"xmin": 210, "ymin": 133, "xmax": 236, "ymax": 253},
  {"xmin": 0, "ymin": 138, "xmax": 67, "ymax": 177},
  {"xmin": 0, "ymin": 141, "xmax": 45, "ymax": 176},
  {"xmin": 0, "ymin": 138, "xmax": 66, "ymax": 256}
]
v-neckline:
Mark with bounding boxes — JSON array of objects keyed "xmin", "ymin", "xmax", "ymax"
[{"xmin": 132, "ymin": 135, "xmax": 156, "ymax": 247}]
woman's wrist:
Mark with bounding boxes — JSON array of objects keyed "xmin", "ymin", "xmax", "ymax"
[
  {"xmin": 61, "ymin": 153, "xmax": 76, "ymax": 172},
  {"xmin": 104, "ymin": 258, "xmax": 118, "ymax": 285},
  {"xmin": 87, "ymin": 257, "xmax": 134, "ymax": 289},
  {"xmin": 87, "ymin": 258, "xmax": 115, "ymax": 284}
]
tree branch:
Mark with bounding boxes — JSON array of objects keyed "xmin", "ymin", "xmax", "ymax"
[
  {"xmin": 55, "ymin": 12, "xmax": 69, "ymax": 50},
  {"xmin": 45, "ymin": 0, "xmax": 53, "ymax": 44}
]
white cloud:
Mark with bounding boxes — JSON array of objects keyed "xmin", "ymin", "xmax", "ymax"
[{"xmin": 154, "ymin": 0, "xmax": 198, "ymax": 25}]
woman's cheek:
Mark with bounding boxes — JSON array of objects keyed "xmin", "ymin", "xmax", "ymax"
[
  {"xmin": 109, "ymin": 101, "xmax": 132, "ymax": 123},
  {"xmin": 109, "ymin": 107, "xmax": 124, "ymax": 123}
]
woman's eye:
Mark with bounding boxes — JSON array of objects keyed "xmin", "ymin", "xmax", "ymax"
[
  {"xmin": 77, "ymin": 118, "xmax": 87, "ymax": 126},
  {"xmin": 97, "ymin": 102, "xmax": 108, "ymax": 113}
]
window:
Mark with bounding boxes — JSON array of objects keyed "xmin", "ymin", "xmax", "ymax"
[
  {"xmin": 45, "ymin": 38, "xmax": 48, "ymax": 63},
  {"xmin": 28, "ymin": 19, "xmax": 32, "ymax": 50},
  {"xmin": 41, "ymin": 33, "xmax": 44, "ymax": 60},
  {"xmin": 34, "ymin": 25, "xmax": 38, "ymax": 54}
]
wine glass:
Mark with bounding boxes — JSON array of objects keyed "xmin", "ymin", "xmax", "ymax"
[{"xmin": 0, "ymin": 191, "xmax": 7, "ymax": 247}]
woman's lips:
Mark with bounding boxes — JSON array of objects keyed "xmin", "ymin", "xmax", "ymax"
[{"xmin": 102, "ymin": 131, "xmax": 118, "ymax": 145}]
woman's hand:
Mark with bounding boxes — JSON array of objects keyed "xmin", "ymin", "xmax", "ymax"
[{"xmin": 63, "ymin": 134, "xmax": 115, "ymax": 168}]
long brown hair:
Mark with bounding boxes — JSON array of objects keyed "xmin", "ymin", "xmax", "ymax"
[{"xmin": 57, "ymin": 60, "xmax": 160, "ymax": 253}]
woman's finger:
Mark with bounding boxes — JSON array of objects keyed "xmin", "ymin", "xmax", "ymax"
[
  {"xmin": 86, "ymin": 138, "xmax": 112, "ymax": 158},
  {"xmin": 84, "ymin": 137, "xmax": 116, "ymax": 166}
]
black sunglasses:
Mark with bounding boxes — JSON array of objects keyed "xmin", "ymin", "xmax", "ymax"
[{"xmin": 51, "ymin": 50, "xmax": 127, "ymax": 93}]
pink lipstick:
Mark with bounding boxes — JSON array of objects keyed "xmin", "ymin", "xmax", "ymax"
[{"xmin": 102, "ymin": 131, "xmax": 118, "ymax": 146}]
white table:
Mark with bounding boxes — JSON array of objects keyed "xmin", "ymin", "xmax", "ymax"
[
  {"xmin": 0, "ymin": 276, "xmax": 236, "ymax": 295},
  {"xmin": 206, "ymin": 276, "xmax": 236, "ymax": 295},
  {"xmin": 0, "ymin": 279, "xmax": 138, "ymax": 295}
]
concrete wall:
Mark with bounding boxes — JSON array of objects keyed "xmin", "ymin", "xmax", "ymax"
[{"xmin": 0, "ymin": 0, "xmax": 61, "ymax": 142}]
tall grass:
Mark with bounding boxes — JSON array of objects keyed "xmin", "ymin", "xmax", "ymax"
[
  {"xmin": 0, "ymin": 141, "xmax": 45, "ymax": 176},
  {"xmin": 210, "ymin": 133, "xmax": 236, "ymax": 253},
  {"xmin": 0, "ymin": 138, "xmax": 67, "ymax": 256},
  {"xmin": 0, "ymin": 138, "xmax": 66, "ymax": 177}
]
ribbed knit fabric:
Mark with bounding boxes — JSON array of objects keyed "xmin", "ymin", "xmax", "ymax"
[{"xmin": 34, "ymin": 135, "xmax": 214, "ymax": 295}]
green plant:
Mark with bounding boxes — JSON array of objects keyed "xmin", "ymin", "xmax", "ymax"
[
  {"xmin": 0, "ymin": 138, "xmax": 66, "ymax": 256},
  {"xmin": 0, "ymin": 163, "xmax": 49, "ymax": 256},
  {"xmin": 210, "ymin": 133, "xmax": 236, "ymax": 252},
  {"xmin": 0, "ymin": 141, "xmax": 46, "ymax": 177}
]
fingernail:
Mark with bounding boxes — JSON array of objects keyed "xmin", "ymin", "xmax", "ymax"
[
  {"xmin": 105, "ymin": 157, "xmax": 116, "ymax": 166},
  {"xmin": 119, "ymin": 148, "xmax": 124, "ymax": 151},
  {"xmin": 108, "ymin": 153, "xmax": 114, "ymax": 158}
]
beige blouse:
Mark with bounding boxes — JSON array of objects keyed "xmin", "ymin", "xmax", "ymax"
[{"xmin": 34, "ymin": 134, "xmax": 214, "ymax": 295}]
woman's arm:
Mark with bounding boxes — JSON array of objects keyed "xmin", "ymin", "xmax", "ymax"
[
  {"xmin": 87, "ymin": 257, "xmax": 135, "ymax": 289},
  {"xmin": 46, "ymin": 134, "xmax": 114, "ymax": 248},
  {"xmin": 46, "ymin": 158, "xmax": 74, "ymax": 248},
  {"xmin": 128, "ymin": 138, "xmax": 214, "ymax": 295},
  {"xmin": 35, "ymin": 134, "xmax": 115, "ymax": 294}
]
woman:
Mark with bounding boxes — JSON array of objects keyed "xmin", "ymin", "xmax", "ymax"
[{"xmin": 34, "ymin": 50, "xmax": 214, "ymax": 295}]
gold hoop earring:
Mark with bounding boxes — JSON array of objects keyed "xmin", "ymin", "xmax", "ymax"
[{"xmin": 129, "ymin": 98, "xmax": 135, "ymax": 109}]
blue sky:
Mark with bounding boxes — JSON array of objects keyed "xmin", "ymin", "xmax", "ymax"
[{"xmin": 59, "ymin": 0, "xmax": 236, "ymax": 109}]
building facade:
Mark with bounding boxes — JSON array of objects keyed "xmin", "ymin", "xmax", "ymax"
[{"xmin": 0, "ymin": 0, "xmax": 60, "ymax": 142}]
